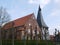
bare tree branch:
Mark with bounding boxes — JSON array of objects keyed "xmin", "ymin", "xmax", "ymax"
[{"xmin": 0, "ymin": 7, "xmax": 11, "ymax": 45}]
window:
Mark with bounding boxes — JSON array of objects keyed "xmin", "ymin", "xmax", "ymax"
[
  {"xmin": 29, "ymin": 23, "xmax": 31, "ymax": 26},
  {"xmin": 33, "ymin": 30, "xmax": 35, "ymax": 34},
  {"xmin": 33, "ymin": 16, "xmax": 34, "ymax": 19},
  {"xmin": 33, "ymin": 30, "xmax": 35, "ymax": 36},
  {"xmin": 28, "ymin": 29, "xmax": 30, "ymax": 33},
  {"xmin": 42, "ymin": 30, "xmax": 44, "ymax": 34},
  {"xmin": 37, "ymin": 31, "xmax": 39, "ymax": 34},
  {"xmin": 3, "ymin": 30, "xmax": 8, "ymax": 39}
]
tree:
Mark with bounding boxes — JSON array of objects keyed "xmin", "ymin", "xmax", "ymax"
[
  {"xmin": 0, "ymin": 7, "xmax": 10, "ymax": 45},
  {"xmin": 54, "ymin": 29, "xmax": 60, "ymax": 45}
]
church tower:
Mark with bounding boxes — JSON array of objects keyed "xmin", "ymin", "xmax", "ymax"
[{"xmin": 37, "ymin": 5, "xmax": 49, "ymax": 40}]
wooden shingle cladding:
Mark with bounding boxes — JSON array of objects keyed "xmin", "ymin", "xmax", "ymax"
[{"xmin": 2, "ymin": 13, "xmax": 41, "ymax": 40}]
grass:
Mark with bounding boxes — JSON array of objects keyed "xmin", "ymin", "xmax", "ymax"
[{"xmin": 2, "ymin": 40, "xmax": 57, "ymax": 45}]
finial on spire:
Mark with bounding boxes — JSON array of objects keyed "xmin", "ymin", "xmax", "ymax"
[{"xmin": 39, "ymin": 5, "xmax": 41, "ymax": 11}]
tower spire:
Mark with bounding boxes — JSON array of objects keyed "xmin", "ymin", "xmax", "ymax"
[{"xmin": 37, "ymin": 5, "xmax": 48, "ymax": 29}]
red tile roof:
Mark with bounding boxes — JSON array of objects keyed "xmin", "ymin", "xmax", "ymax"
[{"xmin": 3, "ymin": 13, "xmax": 34, "ymax": 29}]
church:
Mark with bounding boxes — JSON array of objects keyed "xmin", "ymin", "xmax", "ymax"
[{"xmin": 2, "ymin": 6, "xmax": 49, "ymax": 40}]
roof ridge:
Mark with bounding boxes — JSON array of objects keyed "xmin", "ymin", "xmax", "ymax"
[{"xmin": 13, "ymin": 13, "xmax": 34, "ymax": 21}]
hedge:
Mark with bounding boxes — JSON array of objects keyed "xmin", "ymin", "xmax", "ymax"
[{"xmin": 2, "ymin": 40, "xmax": 58, "ymax": 45}]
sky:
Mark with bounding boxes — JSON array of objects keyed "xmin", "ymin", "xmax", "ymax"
[{"xmin": 0, "ymin": 0, "xmax": 60, "ymax": 35}]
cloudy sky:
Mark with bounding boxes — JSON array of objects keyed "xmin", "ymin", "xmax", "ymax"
[{"xmin": 0, "ymin": 0, "xmax": 60, "ymax": 35}]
